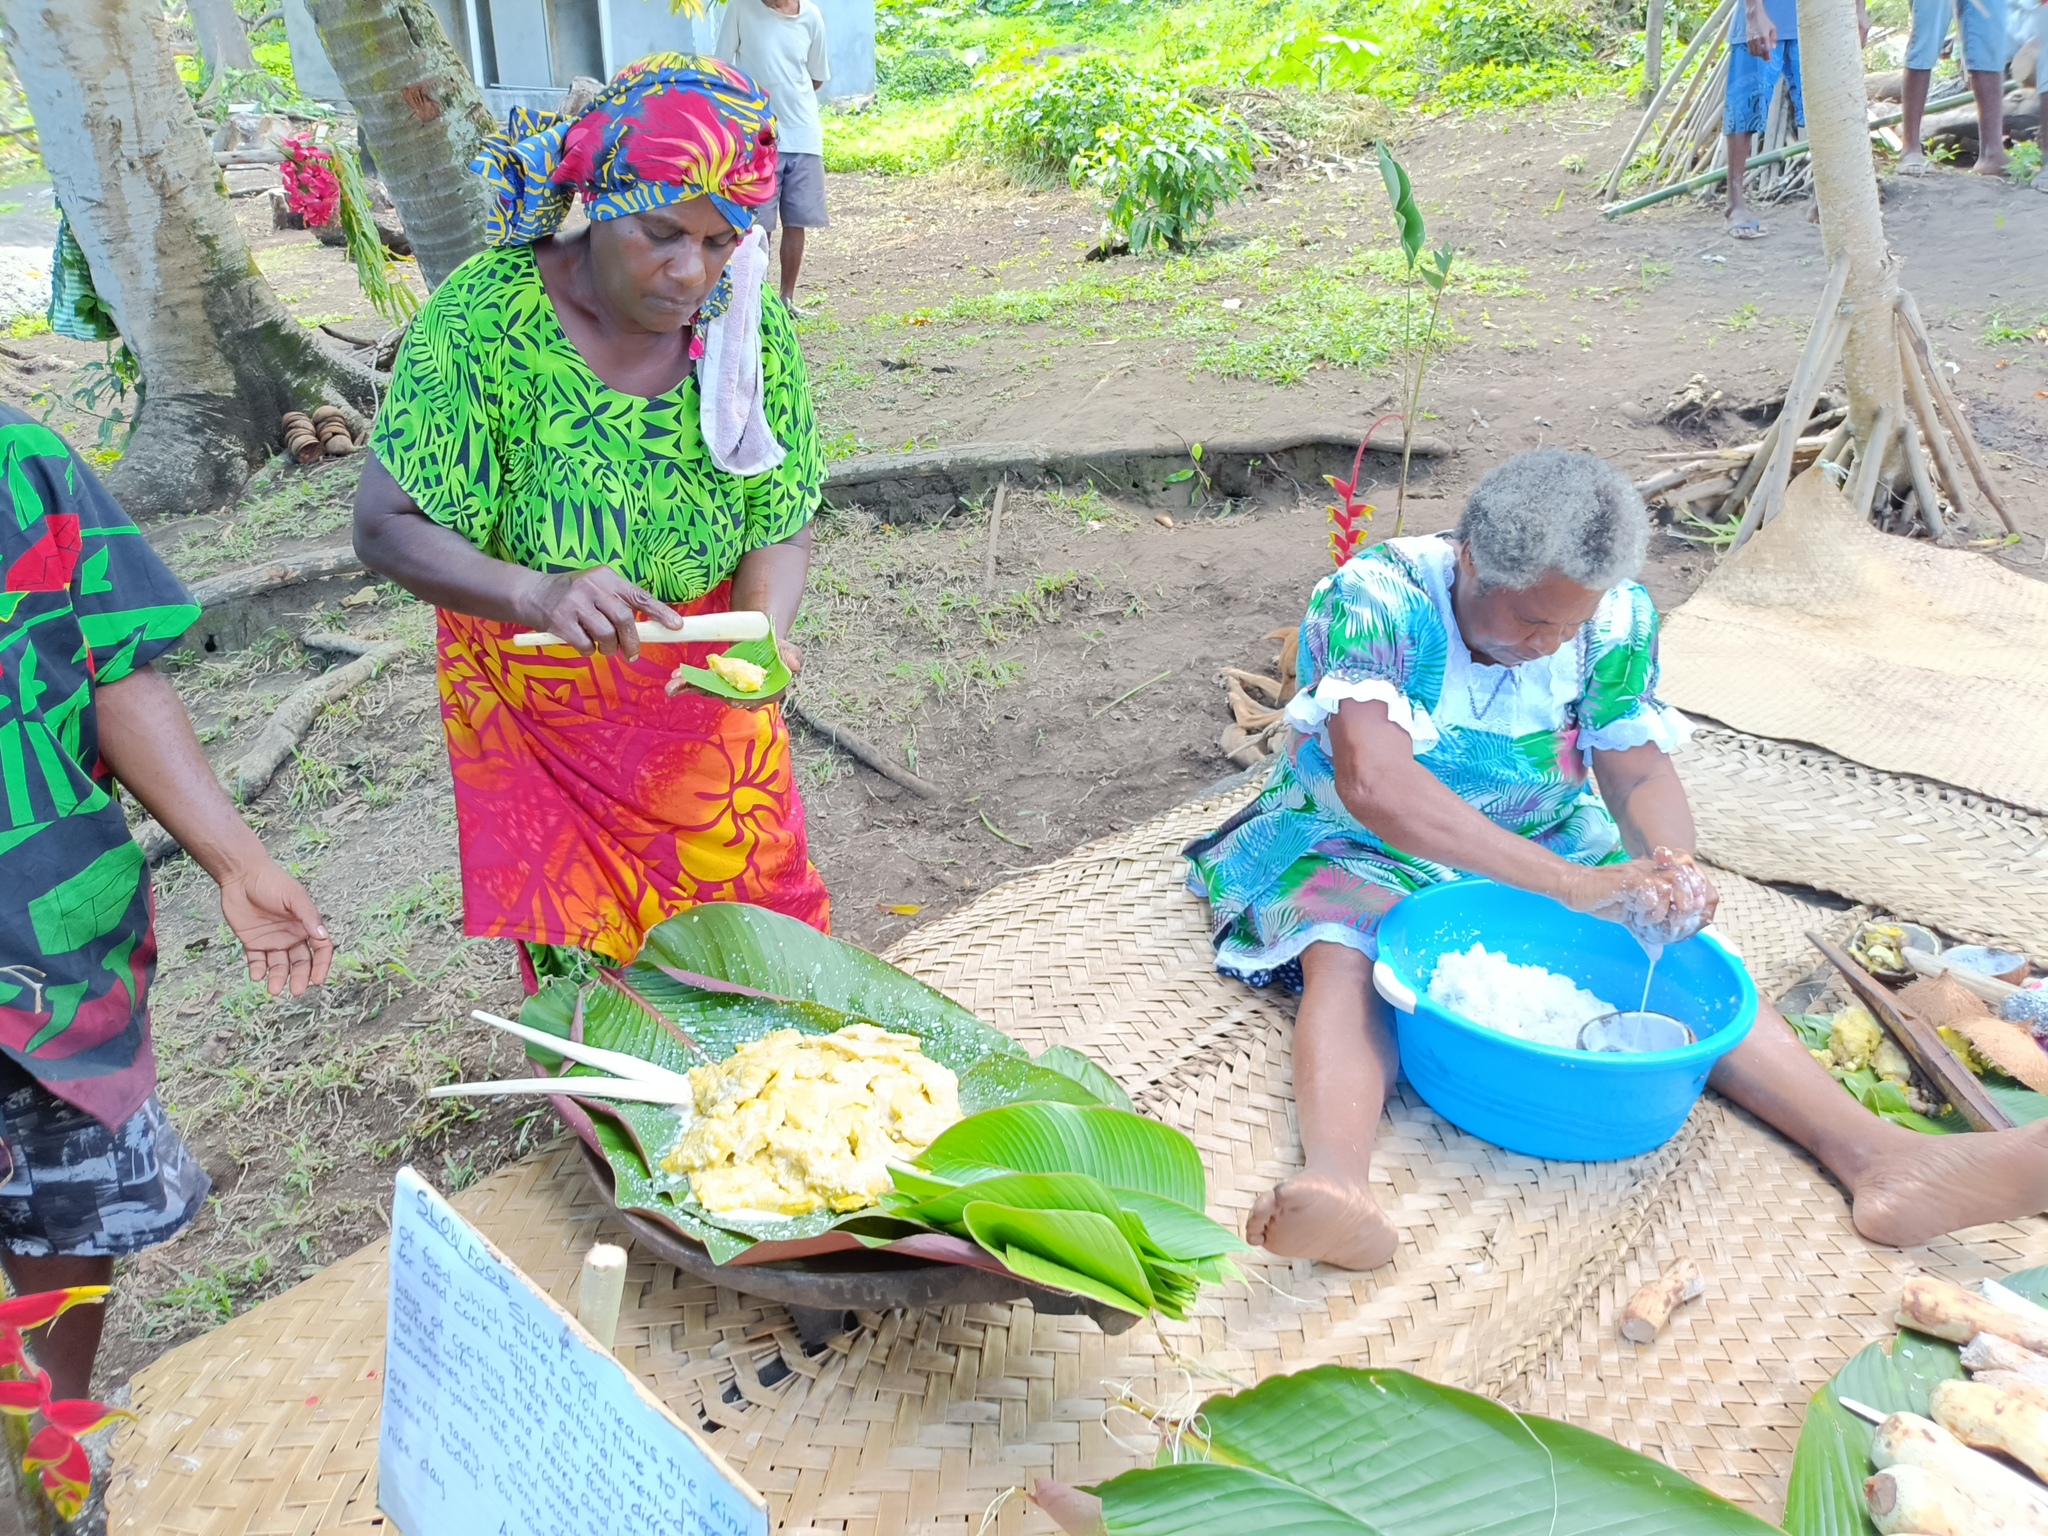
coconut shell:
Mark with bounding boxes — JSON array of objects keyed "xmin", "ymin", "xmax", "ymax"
[{"xmin": 1903, "ymin": 973, "xmax": 2048, "ymax": 1094}]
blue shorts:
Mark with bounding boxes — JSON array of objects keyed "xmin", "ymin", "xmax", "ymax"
[
  {"xmin": 1724, "ymin": 40, "xmax": 1804, "ymax": 137},
  {"xmin": 1907, "ymin": 0, "xmax": 2009, "ymax": 72}
]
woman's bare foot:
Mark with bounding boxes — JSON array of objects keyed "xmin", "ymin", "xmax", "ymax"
[
  {"xmin": 1247, "ymin": 1168, "xmax": 1398, "ymax": 1270},
  {"xmin": 1849, "ymin": 1119, "xmax": 2048, "ymax": 1247}
]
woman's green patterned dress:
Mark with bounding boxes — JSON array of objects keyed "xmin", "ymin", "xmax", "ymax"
[{"xmin": 1183, "ymin": 534, "xmax": 1691, "ymax": 987}]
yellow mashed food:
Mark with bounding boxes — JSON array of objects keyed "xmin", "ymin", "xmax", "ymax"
[
  {"xmin": 705, "ymin": 652, "xmax": 769, "ymax": 693},
  {"xmin": 659, "ymin": 1025, "xmax": 960, "ymax": 1216}
]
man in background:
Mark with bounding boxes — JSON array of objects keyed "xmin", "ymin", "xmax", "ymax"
[
  {"xmin": 1900, "ymin": 0, "xmax": 2009, "ymax": 175},
  {"xmin": 716, "ymin": 0, "xmax": 831, "ymax": 303},
  {"xmin": 1724, "ymin": 0, "xmax": 1802, "ymax": 238}
]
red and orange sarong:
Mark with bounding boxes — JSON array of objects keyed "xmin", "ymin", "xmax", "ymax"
[{"xmin": 434, "ymin": 584, "xmax": 829, "ymax": 963}]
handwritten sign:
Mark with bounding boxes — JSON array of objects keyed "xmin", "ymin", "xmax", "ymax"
[{"xmin": 378, "ymin": 1167, "xmax": 767, "ymax": 1536}]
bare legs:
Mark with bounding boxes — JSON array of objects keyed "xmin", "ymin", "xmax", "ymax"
[
  {"xmin": 778, "ymin": 226, "xmax": 807, "ymax": 305},
  {"xmin": 1726, "ymin": 132, "xmax": 1763, "ymax": 235},
  {"xmin": 1248, "ymin": 951, "xmax": 2048, "ymax": 1272},
  {"xmin": 1710, "ymin": 1003, "xmax": 2048, "ymax": 1244},
  {"xmin": 1246, "ymin": 943, "xmax": 1401, "ymax": 1270},
  {"xmin": 1902, "ymin": 65, "xmax": 2008, "ymax": 175},
  {"xmin": 0, "ymin": 1253, "xmax": 112, "ymax": 1400}
]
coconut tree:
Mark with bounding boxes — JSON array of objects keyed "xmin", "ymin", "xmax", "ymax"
[
  {"xmin": 1, "ymin": 0, "xmax": 378, "ymax": 518},
  {"xmin": 1725, "ymin": 0, "xmax": 2014, "ymax": 543},
  {"xmin": 188, "ymin": 0, "xmax": 258, "ymax": 74},
  {"xmin": 302, "ymin": 0, "xmax": 496, "ymax": 286}
]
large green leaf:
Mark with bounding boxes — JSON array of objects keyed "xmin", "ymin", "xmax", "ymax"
[
  {"xmin": 957, "ymin": 1052, "xmax": 1116, "ymax": 1113},
  {"xmin": 664, "ymin": 634, "xmax": 793, "ymax": 704},
  {"xmin": 1093, "ymin": 1367, "xmax": 1780, "ymax": 1535},
  {"xmin": 1783, "ymin": 1264, "xmax": 2048, "ymax": 1536},
  {"xmin": 633, "ymin": 903, "xmax": 1007, "ymax": 1049},
  {"xmin": 1112, "ymin": 1190, "xmax": 1250, "ymax": 1262},
  {"xmin": 893, "ymin": 1172, "xmax": 1127, "ymax": 1229},
  {"xmin": 1097, "ymin": 1465, "xmax": 1374, "ymax": 1536},
  {"xmin": 1035, "ymin": 1045, "xmax": 1134, "ymax": 1112},
  {"xmin": 962, "ymin": 1202, "xmax": 1153, "ymax": 1316},
  {"xmin": 1376, "ymin": 143, "xmax": 1425, "ymax": 271},
  {"xmin": 919, "ymin": 1102, "xmax": 1207, "ymax": 1209}
]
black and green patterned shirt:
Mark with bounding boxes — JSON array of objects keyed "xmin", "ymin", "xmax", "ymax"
[
  {"xmin": 0, "ymin": 408, "xmax": 199, "ymax": 1126},
  {"xmin": 370, "ymin": 245, "xmax": 822, "ymax": 601}
]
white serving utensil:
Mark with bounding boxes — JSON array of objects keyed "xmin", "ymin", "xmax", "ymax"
[
  {"xmin": 428, "ymin": 1077, "xmax": 696, "ymax": 1106},
  {"xmin": 470, "ymin": 1009, "xmax": 700, "ymax": 1085},
  {"xmin": 510, "ymin": 611, "xmax": 772, "ymax": 649}
]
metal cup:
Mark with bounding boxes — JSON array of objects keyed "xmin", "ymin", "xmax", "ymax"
[{"xmin": 1578, "ymin": 1010, "xmax": 1696, "ymax": 1054}]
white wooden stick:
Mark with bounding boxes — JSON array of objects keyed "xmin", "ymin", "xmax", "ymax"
[
  {"xmin": 578, "ymin": 1243, "xmax": 630, "ymax": 1352},
  {"xmin": 510, "ymin": 612, "xmax": 771, "ymax": 649},
  {"xmin": 427, "ymin": 1078, "xmax": 696, "ymax": 1105},
  {"xmin": 470, "ymin": 1010, "xmax": 694, "ymax": 1088}
]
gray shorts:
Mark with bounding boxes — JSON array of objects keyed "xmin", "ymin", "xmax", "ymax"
[
  {"xmin": 760, "ymin": 151, "xmax": 828, "ymax": 233},
  {"xmin": 0, "ymin": 1057, "xmax": 209, "ymax": 1258}
]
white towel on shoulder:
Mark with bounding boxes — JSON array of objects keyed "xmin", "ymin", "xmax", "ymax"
[{"xmin": 696, "ymin": 225, "xmax": 786, "ymax": 478}]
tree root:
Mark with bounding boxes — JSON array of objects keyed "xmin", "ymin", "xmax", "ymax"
[
  {"xmin": 784, "ymin": 698, "xmax": 943, "ymax": 800},
  {"xmin": 133, "ymin": 630, "xmax": 406, "ymax": 863},
  {"xmin": 185, "ymin": 543, "xmax": 364, "ymax": 610}
]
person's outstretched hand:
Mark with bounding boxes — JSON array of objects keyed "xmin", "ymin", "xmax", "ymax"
[{"xmin": 219, "ymin": 862, "xmax": 334, "ymax": 997}]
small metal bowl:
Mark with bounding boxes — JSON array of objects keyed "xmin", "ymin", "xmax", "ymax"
[
  {"xmin": 1578, "ymin": 1010, "xmax": 1697, "ymax": 1054},
  {"xmin": 1941, "ymin": 945, "xmax": 2032, "ymax": 986}
]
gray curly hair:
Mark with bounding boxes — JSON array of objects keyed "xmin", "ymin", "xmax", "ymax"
[{"xmin": 1456, "ymin": 448, "xmax": 1649, "ymax": 593}]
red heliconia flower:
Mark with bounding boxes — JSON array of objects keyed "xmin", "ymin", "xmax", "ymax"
[
  {"xmin": 0, "ymin": 1286, "xmax": 107, "ymax": 1333},
  {"xmin": 0, "ymin": 1369, "xmax": 50, "ymax": 1416},
  {"xmin": 0, "ymin": 1330, "xmax": 30, "ymax": 1374},
  {"xmin": 279, "ymin": 133, "xmax": 341, "ymax": 227},
  {"xmin": 22, "ymin": 1425, "xmax": 87, "ymax": 1486},
  {"xmin": 37, "ymin": 1466, "xmax": 88, "ymax": 1522},
  {"xmin": 43, "ymin": 1398, "xmax": 133, "ymax": 1438},
  {"xmin": 1326, "ymin": 415, "xmax": 1402, "ymax": 568}
]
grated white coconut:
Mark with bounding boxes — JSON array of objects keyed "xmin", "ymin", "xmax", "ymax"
[{"xmin": 1426, "ymin": 943, "xmax": 1618, "ymax": 1050}]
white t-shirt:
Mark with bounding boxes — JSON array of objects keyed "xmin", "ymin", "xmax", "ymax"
[{"xmin": 715, "ymin": 0, "xmax": 830, "ymax": 158}]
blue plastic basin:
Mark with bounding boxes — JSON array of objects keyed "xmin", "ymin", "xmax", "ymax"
[{"xmin": 1372, "ymin": 880, "xmax": 1757, "ymax": 1161}]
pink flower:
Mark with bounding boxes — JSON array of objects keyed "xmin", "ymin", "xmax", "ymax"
[{"xmin": 280, "ymin": 134, "xmax": 341, "ymax": 227}]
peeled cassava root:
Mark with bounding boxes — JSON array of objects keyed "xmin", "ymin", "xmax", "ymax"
[
  {"xmin": 1900, "ymin": 1277, "xmax": 2048, "ymax": 1356},
  {"xmin": 1931, "ymin": 1379, "xmax": 2048, "ymax": 1484},
  {"xmin": 1619, "ymin": 1259, "xmax": 1705, "ymax": 1343},
  {"xmin": 1867, "ymin": 1411, "xmax": 2048, "ymax": 1533}
]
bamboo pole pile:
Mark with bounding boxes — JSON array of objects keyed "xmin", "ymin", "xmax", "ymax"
[{"xmin": 1641, "ymin": 258, "xmax": 2018, "ymax": 548}]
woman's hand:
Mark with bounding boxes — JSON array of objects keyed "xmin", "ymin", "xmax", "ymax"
[
  {"xmin": 218, "ymin": 860, "xmax": 335, "ymax": 998},
  {"xmin": 1563, "ymin": 848, "xmax": 1718, "ymax": 946},
  {"xmin": 520, "ymin": 566, "xmax": 684, "ymax": 658}
]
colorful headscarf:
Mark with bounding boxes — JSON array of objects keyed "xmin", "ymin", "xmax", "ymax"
[{"xmin": 471, "ymin": 54, "xmax": 779, "ymax": 248}]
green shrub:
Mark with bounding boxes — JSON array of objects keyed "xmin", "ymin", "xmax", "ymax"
[
  {"xmin": 1431, "ymin": 0, "xmax": 1602, "ymax": 71},
  {"xmin": 1074, "ymin": 94, "xmax": 1260, "ymax": 252},
  {"xmin": 878, "ymin": 48, "xmax": 975, "ymax": 101},
  {"xmin": 960, "ymin": 55, "xmax": 1159, "ymax": 176}
]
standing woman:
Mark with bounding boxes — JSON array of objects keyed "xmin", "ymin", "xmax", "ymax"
[{"xmin": 355, "ymin": 56, "xmax": 830, "ymax": 982}]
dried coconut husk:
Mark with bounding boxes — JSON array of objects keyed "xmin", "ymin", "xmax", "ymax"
[{"xmin": 1901, "ymin": 972, "xmax": 2048, "ymax": 1096}]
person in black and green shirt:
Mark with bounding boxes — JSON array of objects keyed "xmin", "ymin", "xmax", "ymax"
[{"xmin": 0, "ymin": 407, "xmax": 333, "ymax": 1398}]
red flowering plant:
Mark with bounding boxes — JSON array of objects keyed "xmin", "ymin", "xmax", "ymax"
[
  {"xmin": 0, "ymin": 1288, "xmax": 129, "ymax": 1520},
  {"xmin": 279, "ymin": 134, "xmax": 340, "ymax": 228},
  {"xmin": 1326, "ymin": 415, "xmax": 1399, "ymax": 568}
]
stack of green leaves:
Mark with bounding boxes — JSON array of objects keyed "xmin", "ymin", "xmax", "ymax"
[
  {"xmin": 518, "ymin": 904, "xmax": 1244, "ymax": 1313},
  {"xmin": 1784, "ymin": 1264, "xmax": 2048, "ymax": 1535}
]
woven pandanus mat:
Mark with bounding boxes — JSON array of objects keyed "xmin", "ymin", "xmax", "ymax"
[
  {"xmin": 1679, "ymin": 725, "xmax": 2048, "ymax": 958},
  {"xmin": 108, "ymin": 790, "xmax": 2042, "ymax": 1535}
]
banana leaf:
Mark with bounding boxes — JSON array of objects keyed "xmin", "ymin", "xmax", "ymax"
[
  {"xmin": 961, "ymin": 1203, "xmax": 1155, "ymax": 1316},
  {"xmin": 664, "ymin": 633, "xmax": 792, "ymax": 704},
  {"xmin": 1782, "ymin": 1263, "xmax": 2048, "ymax": 1536},
  {"xmin": 917, "ymin": 1101, "xmax": 1208, "ymax": 1210},
  {"xmin": 516, "ymin": 904, "xmax": 1156, "ymax": 1271},
  {"xmin": 1035, "ymin": 1045, "xmax": 1135, "ymax": 1113},
  {"xmin": 1089, "ymin": 1366, "xmax": 1784, "ymax": 1535}
]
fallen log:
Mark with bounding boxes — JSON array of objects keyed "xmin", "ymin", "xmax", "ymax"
[{"xmin": 185, "ymin": 544, "xmax": 364, "ymax": 611}]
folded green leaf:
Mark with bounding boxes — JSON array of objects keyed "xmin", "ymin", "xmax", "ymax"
[
  {"xmin": 896, "ymin": 1172, "xmax": 1126, "ymax": 1229},
  {"xmin": 920, "ymin": 1102, "xmax": 1207, "ymax": 1209},
  {"xmin": 1099, "ymin": 1366, "xmax": 1783, "ymax": 1536},
  {"xmin": 1034, "ymin": 1045, "xmax": 1134, "ymax": 1112},
  {"xmin": 961, "ymin": 1202, "xmax": 1153, "ymax": 1316},
  {"xmin": 1111, "ymin": 1189, "xmax": 1249, "ymax": 1262},
  {"xmin": 664, "ymin": 634, "xmax": 793, "ymax": 704},
  {"xmin": 957, "ymin": 1052, "xmax": 1115, "ymax": 1113},
  {"xmin": 634, "ymin": 904, "xmax": 1004, "ymax": 1047}
]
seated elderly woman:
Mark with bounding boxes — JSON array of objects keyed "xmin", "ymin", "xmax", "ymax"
[{"xmin": 1186, "ymin": 449, "xmax": 2048, "ymax": 1270}]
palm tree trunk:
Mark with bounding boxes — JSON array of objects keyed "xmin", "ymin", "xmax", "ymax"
[
  {"xmin": 1798, "ymin": 0, "xmax": 1903, "ymax": 456},
  {"xmin": 189, "ymin": 0, "xmax": 257, "ymax": 73},
  {"xmin": 2, "ymin": 0, "xmax": 377, "ymax": 518},
  {"xmin": 303, "ymin": 0, "xmax": 497, "ymax": 287}
]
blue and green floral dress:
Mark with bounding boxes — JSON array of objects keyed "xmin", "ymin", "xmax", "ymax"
[{"xmin": 1184, "ymin": 535, "xmax": 1691, "ymax": 987}]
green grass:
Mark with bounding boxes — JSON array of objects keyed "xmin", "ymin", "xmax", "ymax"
[
  {"xmin": 824, "ymin": 97, "xmax": 973, "ymax": 174},
  {"xmin": 897, "ymin": 237, "xmax": 1524, "ymax": 384},
  {"xmin": 1983, "ymin": 310, "xmax": 2048, "ymax": 346}
]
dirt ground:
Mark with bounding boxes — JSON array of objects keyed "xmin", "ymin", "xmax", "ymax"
[{"xmin": 1, "ymin": 98, "xmax": 2044, "ymax": 1390}]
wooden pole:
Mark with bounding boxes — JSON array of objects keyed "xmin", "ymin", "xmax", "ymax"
[
  {"xmin": 1896, "ymin": 291, "xmax": 2017, "ymax": 533},
  {"xmin": 1642, "ymin": 0, "xmax": 1667, "ymax": 105},
  {"xmin": 1896, "ymin": 318, "xmax": 1972, "ymax": 526},
  {"xmin": 981, "ymin": 477, "xmax": 1008, "ymax": 591},
  {"xmin": 1606, "ymin": 0, "xmax": 1735, "ymax": 195},
  {"xmin": 577, "ymin": 1243, "xmax": 629, "ymax": 1352},
  {"xmin": 1846, "ymin": 404, "xmax": 1895, "ymax": 515},
  {"xmin": 1898, "ymin": 408, "xmax": 1945, "ymax": 539},
  {"xmin": 1730, "ymin": 258, "xmax": 1852, "ymax": 546}
]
